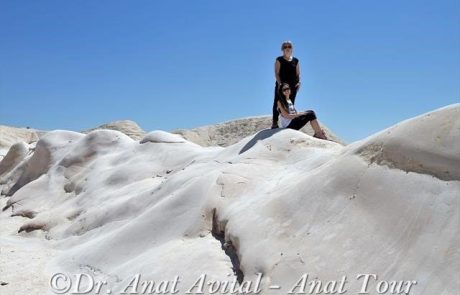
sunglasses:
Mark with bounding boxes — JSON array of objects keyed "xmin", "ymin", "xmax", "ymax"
[
  {"xmin": 282, "ymin": 88, "xmax": 291, "ymax": 92},
  {"xmin": 283, "ymin": 45, "xmax": 292, "ymax": 49}
]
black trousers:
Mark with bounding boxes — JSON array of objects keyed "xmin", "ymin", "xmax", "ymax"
[
  {"xmin": 272, "ymin": 82, "xmax": 298, "ymax": 124},
  {"xmin": 286, "ymin": 110, "xmax": 317, "ymax": 130}
]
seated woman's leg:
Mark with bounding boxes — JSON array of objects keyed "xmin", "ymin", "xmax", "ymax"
[
  {"xmin": 306, "ymin": 112, "xmax": 328, "ymax": 139},
  {"xmin": 286, "ymin": 110, "xmax": 317, "ymax": 130}
]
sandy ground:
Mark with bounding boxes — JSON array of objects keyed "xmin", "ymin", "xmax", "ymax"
[{"xmin": 0, "ymin": 197, "xmax": 57, "ymax": 295}]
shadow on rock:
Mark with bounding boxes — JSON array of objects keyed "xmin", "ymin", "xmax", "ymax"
[{"xmin": 239, "ymin": 128, "xmax": 283, "ymax": 154}]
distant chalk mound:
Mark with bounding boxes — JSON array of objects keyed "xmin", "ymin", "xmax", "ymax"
[
  {"xmin": 0, "ymin": 125, "xmax": 40, "ymax": 158},
  {"xmin": 0, "ymin": 142, "xmax": 29, "ymax": 179},
  {"xmin": 140, "ymin": 130, "xmax": 189, "ymax": 144},
  {"xmin": 82, "ymin": 120, "xmax": 146, "ymax": 140},
  {"xmin": 1, "ymin": 116, "xmax": 343, "ymax": 152},
  {"xmin": 172, "ymin": 115, "xmax": 344, "ymax": 147},
  {"xmin": 2, "ymin": 130, "xmax": 84, "ymax": 197}
]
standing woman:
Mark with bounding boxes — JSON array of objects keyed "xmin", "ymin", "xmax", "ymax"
[{"xmin": 271, "ymin": 40, "xmax": 301, "ymax": 129}]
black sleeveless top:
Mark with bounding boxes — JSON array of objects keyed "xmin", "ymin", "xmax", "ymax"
[{"xmin": 277, "ymin": 56, "xmax": 299, "ymax": 85}]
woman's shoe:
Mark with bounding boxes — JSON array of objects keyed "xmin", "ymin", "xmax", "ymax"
[
  {"xmin": 271, "ymin": 122, "xmax": 279, "ymax": 129},
  {"xmin": 313, "ymin": 129, "xmax": 328, "ymax": 140}
]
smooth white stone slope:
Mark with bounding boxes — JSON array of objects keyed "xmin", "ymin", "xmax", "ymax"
[{"xmin": 0, "ymin": 104, "xmax": 458, "ymax": 295}]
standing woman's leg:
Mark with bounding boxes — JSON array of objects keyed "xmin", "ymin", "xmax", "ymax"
[{"xmin": 290, "ymin": 83, "xmax": 298, "ymax": 104}]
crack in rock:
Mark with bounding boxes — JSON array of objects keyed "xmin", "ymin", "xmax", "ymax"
[{"xmin": 211, "ymin": 208, "xmax": 244, "ymax": 284}]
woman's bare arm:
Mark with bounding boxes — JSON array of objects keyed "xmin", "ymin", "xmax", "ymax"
[
  {"xmin": 296, "ymin": 62, "xmax": 300, "ymax": 80},
  {"xmin": 275, "ymin": 60, "xmax": 282, "ymax": 84},
  {"xmin": 277, "ymin": 101, "xmax": 298, "ymax": 119}
]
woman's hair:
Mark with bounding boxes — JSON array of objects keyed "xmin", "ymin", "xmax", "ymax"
[
  {"xmin": 281, "ymin": 40, "xmax": 293, "ymax": 50},
  {"xmin": 278, "ymin": 83, "xmax": 291, "ymax": 112}
]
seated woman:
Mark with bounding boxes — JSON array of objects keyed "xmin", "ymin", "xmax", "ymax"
[{"xmin": 277, "ymin": 83, "xmax": 328, "ymax": 140}]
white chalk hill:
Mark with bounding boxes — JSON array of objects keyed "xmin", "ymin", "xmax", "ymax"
[
  {"xmin": 0, "ymin": 105, "xmax": 459, "ymax": 295},
  {"xmin": 0, "ymin": 125, "xmax": 40, "ymax": 159},
  {"xmin": 172, "ymin": 116, "xmax": 344, "ymax": 146},
  {"xmin": 81, "ymin": 116, "xmax": 344, "ymax": 146}
]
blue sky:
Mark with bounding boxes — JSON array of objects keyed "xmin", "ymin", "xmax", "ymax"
[{"xmin": 1, "ymin": 0, "xmax": 459, "ymax": 142}]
